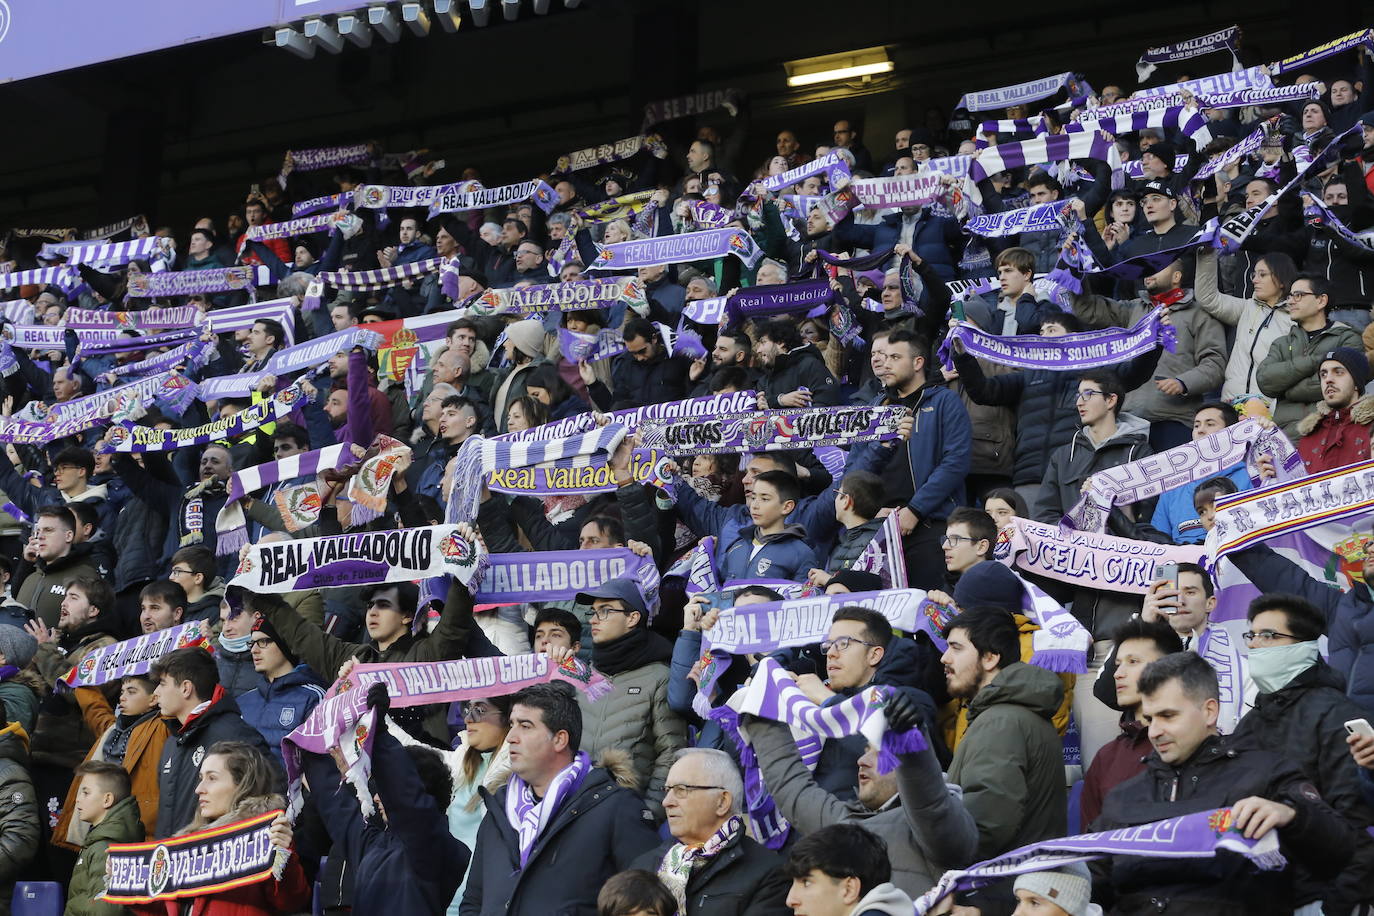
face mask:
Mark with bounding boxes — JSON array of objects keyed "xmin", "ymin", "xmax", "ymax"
[
  {"xmin": 1248, "ymin": 640, "xmax": 1320, "ymax": 694},
  {"xmin": 218, "ymin": 631, "xmax": 251, "ymax": 654}
]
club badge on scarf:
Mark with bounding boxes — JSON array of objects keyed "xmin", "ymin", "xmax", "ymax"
[
  {"xmin": 588, "ymin": 228, "xmax": 762, "ymax": 272},
  {"xmin": 231, "ymin": 524, "xmax": 486, "ymax": 593},
  {"xmin": 1206, "ymin": 458, "xmax": 1374, "ymax": 561},
  {"xmin": 344, "ymin": 436, "xmax": 410, "ymax": 525},
  {"xmin": 101, "ymin": 385, "xmax": 307, "ymax": 452},
  {"xmin": 471, "ymin": 276, "xmax": 642, "ymax": 317},
  {"xmin": 636, "ymin": 406, "xmax": 907, "ymax": 456},
  {"xmin": 995, "ymin": 516, "xmax": 1204, "ymax": 595},
  {"xmin": 101, "ymin": 809, "xmax": 287, "ymax": 905},
  {"xmin": 60, "ymin": 621, "xmax": 212, "ymax": 689}
]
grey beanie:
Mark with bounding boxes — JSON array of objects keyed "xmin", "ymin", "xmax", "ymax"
[
  {"xmin": 0, "ymin": 624, "xmax": 38, "ymax": 670},
  {"xmin": 1013, "ymin": 862, "xmax": 1092, "ymax": 916}
]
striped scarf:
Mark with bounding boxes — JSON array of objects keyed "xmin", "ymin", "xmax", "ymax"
[
  {"xmin": 39, "ymin": 236, "xmax": 167, "ymax": 269},
  {"xmin": 658, "ymin": 816, "xmax": 743, "ymax": 914},
  {"xmin": 0, "ymin": 266, "xmax": 79, "ymax": 291},
  {"xmin": 303, "ymin": 257, "xmax": 457, "ymax": 311},
  {"xmin": 215, "ymin": 443, "xmax": 351, "ymax": 553},
  {"xmin": 505, "ymin": 751, "xmax": 592, "ymax": 868}
]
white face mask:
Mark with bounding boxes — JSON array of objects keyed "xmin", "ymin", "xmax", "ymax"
[{"xmin": 1247, "ymin": 640, "xmax": 1320, "ymax": 694}]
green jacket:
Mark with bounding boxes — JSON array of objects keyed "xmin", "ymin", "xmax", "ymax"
[
  {"xmin": 1257, "ymin": 320, "xmax": 1363, "ymax": 440},
  {"xmin": 66, "ymin": 794, "xmax": 144, "ymax": 916},
  {"xmin": 946, "ymin": 662, "xmax": 1066, "ymax": 859}
]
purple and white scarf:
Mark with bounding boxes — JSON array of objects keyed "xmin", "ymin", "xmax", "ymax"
[
  {"xmin": 204, "ymin": 298, "xmax": 298, "ymax": 337},
  {"xmin": 293, "ymin": 192, "xmax": 350, "ymax": 217},
  {"xmin": 499, "ymin": 390, "xmax": 759, "ymax": 442},
  {"xmin": 1134, "ymin": 65, "xmax": 1273, "ymax": 99},
  {"xmin": 761, "ymin": 151, "xmax": 852, "ymax": 194},
  {"xmin": 506, "ymin": 751, "xmax": 593, "ymax": 867},
  {"xmin": 1136, "ymin": 25, "xmax": 1242, "ymax": 82},
  {"xmin": 0, "ymin": 413, "xmax": 99, "ymax": 445},
  {"xmin": 918, "ymin": 155, "xmax": 972, "ymax": 179},
  {"xmin": 636, "ymin": 406, "xmax": 906, "ymax": 456},
  {"xmin": 587, "ymin": 228, "xmax": 762, "ymax": 272},
  {"xmin": 554, "ymin": 134, "xmax": 667, "ymax": 173},
  {"xmin": 666, "ymin": 536, "xmax": 720, "ymax": 595},
  {"xmin": 1272, "ymin": 28, "xmax": 1374, "ymax": 74},
  {"xmin": 310, "ymin": 256, "xmax": 450, "ymax": 292},
  {"xmin": 995, "ymin": 516, "xmax": 1205, "ymax": 595},
  {"xmin": 1067, "ymin": 106, "xmax": 1213, "ymax": 148},
  {"xmin": 63, "ymin": 306, "xmax": 201, "ymax": 330},
  {"xmin": 483, "ymin": 423, "xmax": 627, "ymax": 476},
  {"xmin": 1121, "ymin": 153, "xmax": 1193, "ymax": 181},
  {"xmin": 1064, "ymin": 419, "xmax": 1300, "ymax": 532},
  {"xmin": 965, "ymin": 201, "xmax": 1068, "ymax": 238},
  {"xmin": 351, "ymin": 180, "xmax": 480, "ymax": 212},
  {"xmin": 849, "ymin": 511, "xmax": 908, "ymax": 588},
  {"xmin": 941, "ymin": 311, "xmax": 1174, "ymax": 373},
  {"xmin": 914, "ymin": 808, "xmax": 1284, "ymax": 915},
  {"xmin": 848, "ymin": 174, "xmax": 947, "ymax": 210},
  {"xmin": 1305, "ymin": 197, "xmax": 1374, "ymax": 251},
  {"xmin": 969, "ymin": 132, "xmax": 1116, "ymax": 182},
  {"xmin": 426, "ymin": 179, "xmax": 557, "ymax": 219},
  {"xmin": 959, "ymin": 72, "xmax": 1088, "ymax": 112},
  {"xmin": 558, "ymin": 326, "xmax": 625, "ymax": 363},
  {"xmin": 214, "ymin": 443, "xmax": 350, "ymax": 553},
  {"xmin": 479, "ymin": 547, "xmax": 660, "ymax": 606},
  {"xmin": 726, "ymin": 280, "xmax": 832, "ymax": 324},
  {"xmin": 6, "ymin": 227, "xmax": 74, "ymax": 242},
  {"xmin": 7, "ymin": 324, "xmax": 109, "ymax": 349},
  {"xmin": 1194, "ymin": 119, "xmax": 1274, "ymax": 182},
  {"xmin": 0, "ymin": 266, "xmax": 80, "ymax": 292},
  {"xmin": 58, "ymin": 621, "xmax": 211, "ymax": 689},
  {"xmin": 108, "ymin": 338, "xmax": 215, "ymax": 379},
  {"xmin": 126, "ymin": 265, "xmax": 273, "ymax": 299},
  {"xmin": 242, "ymin": 213, "xmax": 340, "ymax": 242},
  {"xmin": 1196, "ymin": 623, "xmax": 1247, "ymax": 733},
  {"xmin": 100, "ymin": 384, "xmax": 307, "ymax": 452},
  {"xmin": 470, "ymin": 276, "xmax": 641, "ymax": 316},
  {"xmin": 38, "ymin": 236, "xmax": 167, "ymax": 269},
  {"xmin": 642, "ymin": 88, "xmax": 743, "ymax": 130},
  {"xmin": 681, "ymin": 295, "xmax": 728, "ymax": 326},
  {"xmin": 281, "ymin": 143, "xmax": 369, "ymax": 186},
  {"xmin": 1, "ymin": 300, "xmax": 34, "ymax": 325},
  {"xmin": 658, "ymin": 815, "xmax": 743, "ymax": 913},
  {"xmin": 195, "ymin": 326, "xmax": 381, "ymax": 400},
  {"xmin": 81, "ymin": 215, "xmax": 149, "ymax": 241},
  {"xmin": 78, "ymin": 329, "xmax": 200, "ymax": 357},
  {"xmin": 46, "ymin": 369, "xmax": 197, "ymax": 429}
]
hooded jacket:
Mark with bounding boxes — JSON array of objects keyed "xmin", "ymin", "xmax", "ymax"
[
  {"xmin": 303, "ymin": 726, "xmax": 468, "ymax": 916},
  {"xmin": 67, "ymin": 794, "xmax": 144, "ymax": 916},
  {"xmin": 1094, "ymin": 735, "xmax": 1355, "ymax": 916},
  {"xmin": 184, "ymin": 578, "xmax": 228, "ymax": 625},
  {"xmin": 1032, "ymin": 415, "xmax": 1151, "ymax": 637},
  {"xmin": 582, "ymin": 627, "xmax": 686, "ymax": 819},
  {"xmin": 760, "ymin": 343, "xmax": 840, "ymax": 408},
  {"xmin": 849, "ymin": 883, "xmax": 915, "ymax": 916},
  {"xmin": 0, "ymin": 721, "xmax": 38, "ymax": 909},
  {"xmin": 134, "ymin": 795, "xmax": 311, "ymax": 916},
  {"xmin": 1071, "ymin": 289, "xmax": 1227, "ymax": 427},
  {"xmin": 1258, "ymin": 319, "xmax": 1363, "ymax": 439},
  {"xmin": 461, "ymin": 765, "xmax": 659, "ymax": 916},
  {"xmin": 15, "ymin": 543, "xmax": 102, "ymax": 629},
  {"xmin": 1194, "ymin": 246, "xmax": 1294, "ymax": 405},
  {"xmin": 746, "ymin": 716, "xmax": 978, "ymax": 898},
  {"xmin": 1229, "ymin": 662, "xmax": 1374, "ymax": 912},
  {"xmin": 236, "ymin": 665, "xmax": 327, "ymax": 768},
  {"xmin": 946, "ymin": 662, "xmax": 1066, "ymax": 859},
  {"xmin": 1296, "ymin": 392, "xmax": 1374, "ymax": 473},
  {"xmin": 154, "ymin": 688, "xmax": 274, "ymax": 839},
  {"xmin": 718, "ymin": 523, "xmax": 819, "ymax": 584}
]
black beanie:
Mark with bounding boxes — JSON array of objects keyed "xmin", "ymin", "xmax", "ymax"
[
  {"xmin": 252, "ymin": 617, "xmax": 300, "ymax": 668},
  {"xmin": 953, "ymin": 561, "xmax": 1024, "ymax": 613}
]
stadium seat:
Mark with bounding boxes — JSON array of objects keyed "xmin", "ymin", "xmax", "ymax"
[{"xmin": 11, "ymin": 882, "xmax": 63, "ymax": 916}]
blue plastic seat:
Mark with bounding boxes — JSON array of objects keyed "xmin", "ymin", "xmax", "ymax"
[{"xmin": 11, "ymin": 882, "xmax": 64, "ymax": 916}]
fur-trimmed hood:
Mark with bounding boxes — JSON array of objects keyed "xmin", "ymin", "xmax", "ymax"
[
  {"xmin": 596, "ymin": 747, "xmax": 641, "ymax": 791},
  {"xmin": 1297, "ymin": 393, "xmax": 1374, "ymax": 437},
  {"xmin": 175, "ymin": 793, "xmax": 284, "ymax": 837}
]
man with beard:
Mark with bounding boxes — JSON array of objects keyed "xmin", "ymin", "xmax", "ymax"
[
  {"xmin": 688, "ymin": 328, "xmax": 756, "ymax": 396},
  {"xmin": 753, "ymin": 319, "xmax": 839, "ymax": 408}
]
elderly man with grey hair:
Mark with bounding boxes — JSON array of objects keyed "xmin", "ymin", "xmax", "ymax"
[{"xmin": 630, "ymin": 748, "xmax": 791, "ymax": 916}]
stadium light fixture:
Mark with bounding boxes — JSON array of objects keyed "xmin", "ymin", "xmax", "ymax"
[
  {"xmin": 784, "ymin": 47, "xmax": 892, "ymax": 87},
  {"xmin": 275, "ymin": 27, "xmax": 316, "ymax": 59},
  {"xmin": 502, "ymin": 0, "xmax": 520, "ymax": 22},
  {"xmin": 303, "ymin": 18, "xmax": 344, "ymax": 54},
  {"xmin": 564, "ymin": 0, "xmax": 581, "ymax": 7},
  {"xmin": 336, "ymin": 12, "xmax": 373, "ymax": 46},
  {"xmin": 368, "ymin": 4, "xmax": 402, "ymax": 42},
  {"xmin": 468, "ymin": 0, "xmax": 490, "ymax": 27},
  {"xmin": 401, "ymin": 2, "xmax": 432, "ymax": 35},
  {"xmin": 532, "ymin": 0, "xmax": 550, "ymax": 13},
  {"xmin": 432, "ymin": 0, "xmax": 462, "ymax": 31}
]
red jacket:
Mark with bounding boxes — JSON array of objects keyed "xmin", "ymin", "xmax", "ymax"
[
  {"xmin": 1080, "ymin": 716, "xmax": 1150, "ymax": 830},
  {"xmin": 1297, "ymin": 394, "xmax": 1374, "ymax": 473},
  {"xmin": 132, "ymin": 853, "xmax": 310, "ymax": 916}
]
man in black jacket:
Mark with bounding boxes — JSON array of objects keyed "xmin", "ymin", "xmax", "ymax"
[
  {"xmin": 610, "ymin": 317, "xmax": 692, "ymax": 410},
  {"xmin": 754, "ymin": 319, "xmax": 839, "ymax": 408},
  {"xmin": 631, "ymin": 748, "xmax": 789, "ymax": 916},
  {"xmin": 150, "ymin": 647, "xmax": 275, "ymax": 838},
  {"xmin": 460, "ymin": 682, "xmax": 658, "ymax": 916},
  {"xmin": 1094, "ymin": 652, "xmax": 1356, "ymax": 914},
  {"xmin": 1229, "ymin": 593, "xmax": 1374, "ymax": 915}
]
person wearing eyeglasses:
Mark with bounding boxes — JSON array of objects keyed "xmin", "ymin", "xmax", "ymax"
[
  {"xmin": 234, "ymin": 616, "xmax": 325, "ymax": 769},
  {"xmin": 1226, "ymin": 594, "xmax": 1374, "ymax": 914},
  {"xmin": 573, "ymin": 578, "xmax": 685, "ymax": 820},
  {"xmin": 628, "ymin": 748, "xmax": 790, "ymax": 916},
  {"xmin": 1295, "ymin": 346, "xmax": 1374, "ymax": 473},
  {"xmin": 1256, "ymin": 275, "xmax": 1363, "ymax": 441}
]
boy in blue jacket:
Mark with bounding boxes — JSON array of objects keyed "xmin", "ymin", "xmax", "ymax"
[{"xmin": 717, "ymin": 470, "xmax": 819, "ymax": 583}]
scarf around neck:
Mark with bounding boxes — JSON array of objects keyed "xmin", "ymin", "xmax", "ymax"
[
  {"xmin": 591, "ymin": 625, "xmax": 671, "ymax": 677},
  {"xmin": 658, "ymin": 815, "xmax": 743, "ymax": 913},
  {"xmin": 505, "ymin": 750, "xmax": 592, "ymax": 868}
]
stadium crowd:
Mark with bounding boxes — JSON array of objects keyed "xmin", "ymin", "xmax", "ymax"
[{"xmin": 1, "ymin": 20, "xmax": 1374, "ymax": 916}]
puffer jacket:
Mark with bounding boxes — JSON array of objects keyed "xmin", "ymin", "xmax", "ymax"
[
  {"xmin": 15, "ymin": 544, "xmax": 102, "ymax": 629},
  {"xmin": 1258, "ymin": 319, "xmax": 1363, "ymax": 439},
  {"xmin": 1094, "ymin": 735, "xmax": 1355, "ymax": 916},
  {"xmin": 1194, "ymin": 246, "xmax": 1294, "ymax": 403},
  {"xmin": 952, "ymin": 347, "xmax": 1161, "ymax": 488},
  {"xmin": 582, "ymin": 627, "xmax": 686, "ymax": 820},
  {"xmin": 0, "ymin": 667, "xmax": 44, "ymax": 736},
  {"xmin": 215, "ymin": 644, "xmax": 259, "ymax": 698},
  {"xmin": 1071, "ymin": 289, "xmax": 1227, "ymax": 427},
  {"xmin": 759, "ymin": 343, "xmax": 841, "ymax": 408},
  {"xmin": 1230, "ymin": 662, "xmax": 1374, "ymax": 912},
  {"xmin": 717, "ymin": 523, "xmax": 819, "ymax": 583},
  {"xmin": 746, "ymin": 715, "xmax": 979, "ymax": 898},
  {"xmin": 30, "ymin": 621, "xmax": 119, "ymax": 769},
  {"xmin": 825, "ymin": 518, "xmax": 884, "ymax": 573},
  {"xmin": 1296, "ymin": 392, "xmax": 1374, "ymax": 473},
  {"xmin": 946, "ymin": 662, "xmax": 1066, "ymax": 859},
  {"xmin": 236, "ymin": 665, "xmax": 326, "ymax": 768},
  {"xmin": 0, "ymin": 721, "xmax": 37, "ymax": 916},
  {"xmin": 1032, "ymin": 415, "xmax": 1151, "ymax": 637},
  {"xmin": 66, "ymin": 794, "xmax": 144, "ymax": 916}
]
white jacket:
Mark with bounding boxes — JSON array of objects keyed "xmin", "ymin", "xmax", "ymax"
[{"xmin": 1194, "ymin": 247, "xmax": 1292, "ymax": 405}]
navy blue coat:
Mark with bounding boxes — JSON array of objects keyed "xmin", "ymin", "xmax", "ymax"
[
  {"xmin": 236, "ymin": 665, "xmax": 327, "ymax": 767},
  {"xmin": 717, "ymin": 524, "xmax": 819, "ymax": 583},
  {"xmin": 835, "ymin": 210, "xmax": 962, "ymax": 281},
  {"xmin": 306, "ymin": 727, "xmax": 468, "ymax": 916},
  {"xmin": 847, "ymin": 384, "xmax": 971, "ymax": 521}
]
